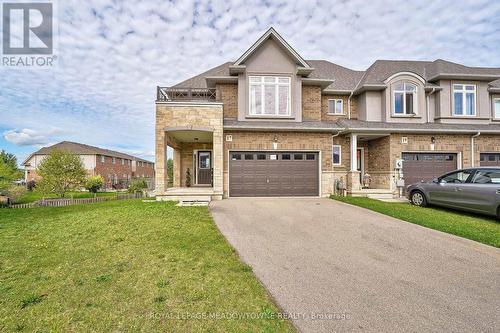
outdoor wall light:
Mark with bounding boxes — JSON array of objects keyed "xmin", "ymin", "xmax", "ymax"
[{"xmin": 431, "ymin": 136, "xmax": 436, "ymax": 144}]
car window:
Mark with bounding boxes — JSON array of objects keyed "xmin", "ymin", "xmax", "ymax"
[
  {"xmin": 440, "ymin": 170, "xmax": 473, "ymax": 184},
  {"xmin": 472, "ymin": 170, "xmax": 500, "ymax": 184}
]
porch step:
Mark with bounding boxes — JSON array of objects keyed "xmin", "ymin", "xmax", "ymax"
[{"xmin": 177, "ymin": 196, "xmax": 212, "ymax": 206}]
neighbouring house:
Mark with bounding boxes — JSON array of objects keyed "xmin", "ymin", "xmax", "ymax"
[
  {"xmin": 155, "ymin": 27, "xmax": 500, "ymax": 201},
  {"xmin": 23, "ymin": 141, "xmax": 155, "ymax": 189}
]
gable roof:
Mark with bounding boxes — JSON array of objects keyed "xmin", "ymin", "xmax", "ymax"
[
  {"xmin": 23, "ymin": 141, "xmax": 152, "ymax": 165},
  {"xmin": 232, "ymin": 27, "xmax": 311, "ymax": 69}
]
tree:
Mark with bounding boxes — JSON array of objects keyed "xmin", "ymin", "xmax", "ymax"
[
  {"xmin": 36, "ymin": 150, "xmax": 87, "ymax": 198},
  {"xmin": 167, "ymin": 158, "xmax": 173, "ymax": 185},
  {"xmin": 128, "ymin": 178, "xmax": 147, "ymax": 194},
  {"xmin": 0, "ymin": 151, "xmax": 22, "ymax": 194},
  {"xmin": 85, "ymin": 175, "xmax": 104, "ymax": 194}
]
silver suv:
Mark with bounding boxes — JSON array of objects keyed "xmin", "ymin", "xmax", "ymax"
[{"xmin": 406, "ymin": 167, "xmax": 500, "ymax": 218}]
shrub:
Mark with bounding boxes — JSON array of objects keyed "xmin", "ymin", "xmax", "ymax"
[
  {"xmin": 185, "ymin": 168, "xmax": 191, "ymax": 187},
  {"xmin": 6, "ymin": 185, "xmax": 27, "ymax": 203},
  {"xmin": 26, "ymin": 180, "xmax": 36, "ymax": 191},
  {"xmin": 85, "ymin": 176, "xmax": 104, "ymax": 194},
  {"xmin": 128, "ymin": 178, "xmax": 147, "ymax": 194}
]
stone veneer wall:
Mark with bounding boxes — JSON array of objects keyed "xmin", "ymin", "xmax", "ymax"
[
  {"xmin": 155, "ymin": 103, "xmax": 223, "ymax": 194},
  {"xmin": 222, "ymin": 131, "xmax": 333, "ymax": 197},
  {"xmin": 216, "ymin": 83, "xmax": 238, "ymax": 119}
]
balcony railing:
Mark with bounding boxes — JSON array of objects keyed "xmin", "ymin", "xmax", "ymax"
[{"xmin": 157, "ymin": 87, "xmax": 218, "ymax": 102}]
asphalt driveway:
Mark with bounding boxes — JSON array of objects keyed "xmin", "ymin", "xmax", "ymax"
[{"xmin": 210, "ymin": 198, "xmax": 500, "ymax": 333}]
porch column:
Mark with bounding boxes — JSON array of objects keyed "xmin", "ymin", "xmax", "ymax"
[
  {"xmin": 155, "ymin": 130, "xmax": 168, "ymax": 193},
  {"xmin": 173, "ymin": 148, "xmax": 181, "ymax": 187},
  {"xmin": 350, "ymin": 133, "xmax": 357, "ymax": 171},
  {"xmin": 212, "ymin": 127, "xmax": 223, "ymax": 193},
  {"xmin": 347, "ymin": 133, "xmax": 361, "ymax": 191}
]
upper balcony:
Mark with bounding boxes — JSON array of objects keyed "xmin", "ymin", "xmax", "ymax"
[{"xmin": 156, "ymin": 87, "xmax": 219, "ymax": 102}]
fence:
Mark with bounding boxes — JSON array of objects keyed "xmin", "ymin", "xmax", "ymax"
[{"xmin": 7, "ymin": 192, "xmax": 145, "ymax": 209}]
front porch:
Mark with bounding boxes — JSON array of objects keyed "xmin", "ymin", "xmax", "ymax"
[{"xmin": 155, "ymin": 99, "xmax": 224, "ymax": 202}]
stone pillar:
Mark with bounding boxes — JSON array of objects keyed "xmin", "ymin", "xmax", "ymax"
[
  {"xmin": 212, "ymin": 123, "xmax": 224, "ymax": 194},
  {"xmin": 173, "ymin": 148, "xmax": 181, "ymax": 187},
  {"xmin": 346, "ymin": 171, "xmax": 361, "ymax": 191},
  {"xmin": 155, "ymin": 131, "xmax": 167, "ymax": 194}
]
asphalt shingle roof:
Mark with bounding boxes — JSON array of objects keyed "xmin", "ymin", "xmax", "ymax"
[{"xmin": 27, "ymin": 141, "xmax": 151, "ymax": 164}]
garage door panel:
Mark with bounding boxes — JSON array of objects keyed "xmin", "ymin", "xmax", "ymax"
[
  {"xmin": 402, "ymin": 153, "xmax": 457, "ymax": 188},
  {"xmin": 229, "ymin": 151, "xmax": 319, "ymax": 197}
]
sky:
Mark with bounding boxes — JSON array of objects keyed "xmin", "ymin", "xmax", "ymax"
[{"xmin": 1, "ymin": 0, "xmax": 500, "ymax": 165}]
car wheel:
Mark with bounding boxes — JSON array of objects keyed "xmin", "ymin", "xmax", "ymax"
[{"xmin": 410, "ymin": 190, "xmax": 427, "ymax": 207}]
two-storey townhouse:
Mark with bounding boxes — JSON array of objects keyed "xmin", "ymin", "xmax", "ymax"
[
  {"xmin": 155, "ymin": 28, "xmax": 500, "ymax": 201},
  {"xmin": 24, "ymin": 141, "xmax": 155, "ymax": 189}
]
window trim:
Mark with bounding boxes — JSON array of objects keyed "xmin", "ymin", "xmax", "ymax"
[
  {"xmin": 392, "ymin": 82, "xmax": 418, "ymax": 116},
  {"xmin": 493, "ymin": 98, "xmax": 500, "ymax": 119},
  {"xmin": 248, "ymin": 75, "xmax": 291, "ymax": 117},
  {"xmin": 327, "ymin": 98, "xmax": 344, "ymax": 115},
  {"xmin": 452, "ymin": 83, "xmax": 477, "ymax": 117},
  {"xmin": 332, "ymin": 145, "xmax": 342, "ymax": 166}
]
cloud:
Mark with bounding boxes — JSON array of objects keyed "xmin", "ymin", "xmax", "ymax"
[
  {"xmin": 3, "ymin": 128, "xmax": 63, "ymax": 147},
  {"xmin": 1, "ymin": 0, "xmax": 500, "ymax": 162}
]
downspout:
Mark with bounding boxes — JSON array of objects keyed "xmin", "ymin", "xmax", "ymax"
[
  {"xmin": 471, "ymin": 132, "xmax": 480, "ymax": 167},
  {"xmin": 426, "ymin": 88, "xmax": 437, "ymax": 122}
]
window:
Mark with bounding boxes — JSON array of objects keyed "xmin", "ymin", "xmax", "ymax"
[
  {"xmin": 121, "ymin": 159, "xmax": 124, "ymax": 165},
  {"xmin": 332, "ymin": 145, "xmax": 341, "ymax": 165},
  {"xmin": 199, "ymin": 152, "xmax": 210, "ymax": 169},
  {"xmin": 257, "ymin": 154, "xmax": 266, "ymax": 160},
  {"xmin": 249, "ymin": 76, "xmax": 291, "ymax": 116},
  {"xmin": 293, "ymin": 154, "xmax": 303, "ymax": 160},
  {"xmin": 440, "ymin": 170, "xmax": 473, "ymax": 184},
  {"xmin": 269, "ymin": 154, "xmax": 277, "ymax": 160},
  {"xmin": 393, "ymin": 82, "xmax": 417, "ymax": 115},
  {"xmin": 472, "ymin": 169, "xmax": 500, "ymax": 184},
  {"xmin": 112, "ymin": 157, "xmax": 116, "ymax": 164},
  {"xmin": 281, "ymin": 154, "xmax": 291, "ymax": 160},
  {"xmin": 306, "ymin": 154, "xmax": 316, "ymax": 160},
  {"xmin": 101, "ymin": 155, "xmax": 105, "ymax": 163},
  {"xmin": 244, "ymin": 154, "xmax": 254, "ymax": 160},
  {"xmin": 494, "ymin": 98, "xmax": 500, "ymax": 119},
  {"xmin": 328, "ymin": 99, "xmax": 343, "ymax": 114},
  {"xmin": 453, "ymin": 84, "xmax": 476, "ymax": 116},
  {"xmin": 231, "ymin": 153, "xmax": 241, "ymax": 160}
]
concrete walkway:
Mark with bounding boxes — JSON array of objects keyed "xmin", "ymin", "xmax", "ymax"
[{"xmin": 210, "ymin": 198, "xmax": 500, "ymax": 333}]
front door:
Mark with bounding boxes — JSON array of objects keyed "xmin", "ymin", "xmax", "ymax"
[{"xmin": 197, "ymin": 151, "xmax": 212, "ymax": 185}]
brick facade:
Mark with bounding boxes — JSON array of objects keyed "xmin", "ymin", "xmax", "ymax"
[
  {"xmin": 95, "ymin": 155, "xmax": 133, "ymax": 188},
  {"xmin": 301, "ymin": 86, "xmax": 322, "ymax": 121},
  {"xmin": 216, "ymin": 83, "xmax": 238, "ymax": 119}
]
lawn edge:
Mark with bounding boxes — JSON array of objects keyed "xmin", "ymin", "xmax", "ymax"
[{"xmin": 330, "ymin": 195, "xmax": 500, "ymax": 249}]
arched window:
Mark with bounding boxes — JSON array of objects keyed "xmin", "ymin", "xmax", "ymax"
[{"xmin": 393, "ymin": 82, "xmax": 417, "ymax": 115}]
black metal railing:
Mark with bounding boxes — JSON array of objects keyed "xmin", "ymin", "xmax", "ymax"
[{"xmin": 157, "ymin": 87, "xmax": 218, "ymax": 102}]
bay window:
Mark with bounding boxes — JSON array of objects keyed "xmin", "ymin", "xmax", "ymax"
[
  {"xmin": 393, "ymin": 82, "xmax": 417, "ymax": 115},
  {"xmin": 453, "ymin": 84, "xmax": 476, "ymax": 116},
  {"xmin": 494, "ymin": 98, "xmax": 500, "ymax": 119},
  {"xmin": 249, "ymin": 76, "xmax": 291, "ymax": 116}
]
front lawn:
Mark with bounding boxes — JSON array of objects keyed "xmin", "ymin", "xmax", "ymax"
[
  {"xmin": 332, "ymin": 196, "xmax": 500, "ymax": 248},
  {"xmin": 0, "ymin": 200, "xmax": 294, "ymax": 332},
  {"xmin": 15, "ymin": 191, "xmax": 117, "ymax": 204}
]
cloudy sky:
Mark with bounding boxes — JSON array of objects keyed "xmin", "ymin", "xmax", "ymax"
[{"xmin": 1, "ymin": 0, "xmax": 500, "ymax": 164}]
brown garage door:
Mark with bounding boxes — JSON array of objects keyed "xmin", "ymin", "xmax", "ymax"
[
  {"xmin": 480, "ymin": 153, "xmax": 500, "ymax": 166},
  {"xmin": 229, "ymin": 151, "xmax": 319, "ymax": 197},
  {"xmin": 402, "ymin": 153, "xmax": 457, "ymax": 187}
]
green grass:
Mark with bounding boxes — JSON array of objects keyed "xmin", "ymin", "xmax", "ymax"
[
  {"xmin": 0, "ymin": 200, "xmax": 294, "ymax": 332},
  {"xmin": 332, "ymin": 195, "xmax": 500, "ymax": 248},
  {"xmin": 15, "ymin": 191, "xmax": 117, "ymax": 204}
]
